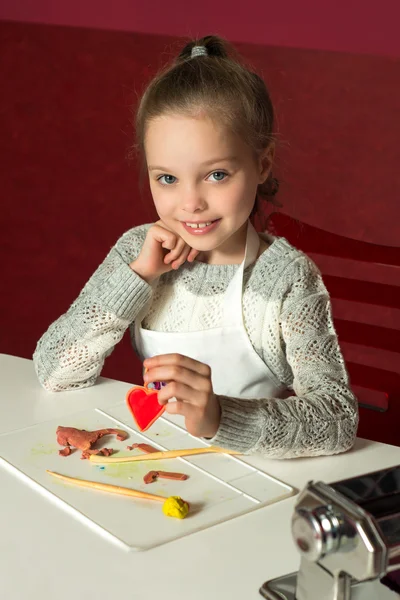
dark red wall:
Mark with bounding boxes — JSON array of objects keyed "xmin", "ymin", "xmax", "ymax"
[{"xmin": 1, "ymin": 1, "xmax": 400, "ymax": 58}]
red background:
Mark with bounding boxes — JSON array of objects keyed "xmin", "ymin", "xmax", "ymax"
[{"xmin": 1, "ymin": 0, "xmax": 400, "ymax": 58}]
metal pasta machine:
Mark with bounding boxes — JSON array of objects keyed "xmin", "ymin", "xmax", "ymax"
[{"xmin": 260, "ymin": 465, "xmax": 400, "ymax": 600}]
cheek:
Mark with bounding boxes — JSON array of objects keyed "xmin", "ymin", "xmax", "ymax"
[
  {"xmin": 228, "ymin": 177, "xmax": 257, "ymax": 212},
  {"xmin": 150, "ymin": 186, "xmax": 173, "ymax": 217}
]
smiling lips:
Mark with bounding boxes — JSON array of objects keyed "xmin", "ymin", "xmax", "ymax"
[{"xmin": 181, "ymin": 219, "xmax": 221, "ymax": 234}]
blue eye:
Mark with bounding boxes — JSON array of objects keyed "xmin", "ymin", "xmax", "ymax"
[
  {"xmin": 209, "ymin": 171, "xmax": 227, "ymax": 182},
  {"xmin": 158, "ymin": 175, "xmax": 176, "ymax": 185}
]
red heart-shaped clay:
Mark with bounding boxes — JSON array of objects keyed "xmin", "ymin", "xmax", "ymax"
[{"xmin": 126, "ymin": 385, "xmax": 165, "ymax": 431}]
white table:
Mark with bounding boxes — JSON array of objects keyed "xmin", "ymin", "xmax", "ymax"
[{"xmin": 1, "ymin": 353, "xmax": 399, "ymax": 600}]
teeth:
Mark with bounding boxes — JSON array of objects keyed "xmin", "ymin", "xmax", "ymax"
[{"xmin": 185, "ymin": 222, "xmax": 213, "ymax": 229}]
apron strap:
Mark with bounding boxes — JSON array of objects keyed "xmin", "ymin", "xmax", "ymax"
[{"xmin": 222, "ymin": 221, "xmax": 260, "ymax": 328}]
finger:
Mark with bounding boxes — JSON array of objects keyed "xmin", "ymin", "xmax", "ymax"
[
  {"xmin": 144, "ymin": 354, "xmax": 211, "ymax": 378},
  {"xmin": 171, "ymin": 245, "xmax": 192, "ymax": 269},
  {"xmin": 152, "ymin": 225, "xmax": 177, "ymax": 251},
  {"xmin": 164, "ymin": 237, "xmax": 186, "ymax": 264},
  {"xmin": 157, "ymin": 393, "xmax": 174, "ymax": 406},
  {"xmin": 157, "ymin": 382, "xmax": 206, "ymax": 407},
  {"xmin": 164, "ymin": 400, "xmax": 197, "ymax": 419},
  {"xmin": 145, "ymin": 366, "xmax": 209, "ymax": 392},
  {"xmin": 187, "ymin": 247, "xmax": 200, "ymax": 262}
]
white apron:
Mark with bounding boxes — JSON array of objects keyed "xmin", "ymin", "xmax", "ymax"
[{"xmin": 134, "ymin": 221, "xmax": 287, "ymax": 400}]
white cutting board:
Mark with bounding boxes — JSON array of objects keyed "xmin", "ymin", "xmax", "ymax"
[{"xmin": 0, "ymin": 404, "xmax": 296, "ymax": 551}]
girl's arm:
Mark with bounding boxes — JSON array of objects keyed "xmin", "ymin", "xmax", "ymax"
[
  {"xmin": 210, "ymin": 257, "xmax": 359, "ymax": 458},
  {"xmin": 33, "ymin": 226, "xmax": 152, "ymax": 392}
]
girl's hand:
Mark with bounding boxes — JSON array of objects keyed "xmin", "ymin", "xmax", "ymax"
[
  {"xmin": 130, "ymin": 221, "xmax": 199, "ymax": 284},
  {"xmin": 143, "ymin": 354, "xmax": 221, "ymax": 439}
]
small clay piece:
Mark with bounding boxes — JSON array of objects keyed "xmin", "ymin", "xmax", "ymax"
[
  {"xmin": 127, "ymin": 443, "xmax": 159, "ymax": 453},
  {"xmin": 81, "ymin": 448, "xmax": 114, "ymax": 460},
  {"xmin": 143, "ymin": 470, "xmax": 189, "ymax": 484},
  {"xmin": 59, "ymin": 446, "xmax": 72, "ymax": 457},
  {"xmin": 56, "ymin": 426, "xmax": 128, "ymax": 459},
  {"xmin": 143, "ymin": 471, "xmax": 158, "ymax": 484},
  {"xmin": 162, "ymin": 496, "xmax": 190, "ymax": 519}
]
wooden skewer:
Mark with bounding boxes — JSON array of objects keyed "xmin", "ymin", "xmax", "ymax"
[
  {"xmin": 89, "ymin": 446, "xmax": 239, "ymax": 464},
  {"xmin": 46, "ymin": 470, "xmax": 165, "ymax": 502}
]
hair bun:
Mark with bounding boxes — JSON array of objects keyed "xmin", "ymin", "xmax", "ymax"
[{"xmin": 177, "ymin": 35, "xmax": 231, "ymax": 62}]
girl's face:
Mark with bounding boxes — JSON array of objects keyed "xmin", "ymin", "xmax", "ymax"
[{"xmin": 145, "ymin": 113, "xmax": 271, "ymax": 264}]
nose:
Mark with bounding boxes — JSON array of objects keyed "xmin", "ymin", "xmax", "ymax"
[{"xmin": 181, "ymin": 185, "xmax": 207, "ymax": 213}]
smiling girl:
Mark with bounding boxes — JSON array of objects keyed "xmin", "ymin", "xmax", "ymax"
[{"xmin": 34, "ymin": 36, "xmax": 358, "ymax": 458}]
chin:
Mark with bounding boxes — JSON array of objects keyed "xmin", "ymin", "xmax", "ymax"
[{"xmin": 182, "ymin": 237, "xmax": 217, "ymax": 251}]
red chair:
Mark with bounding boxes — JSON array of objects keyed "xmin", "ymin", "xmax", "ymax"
[{"xmin": 267, "ymin": 212, "xmax": 400, "ymax": 447}]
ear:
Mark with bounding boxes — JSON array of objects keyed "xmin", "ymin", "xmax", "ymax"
[{"xmin": 258, "ymin": 143, "xmax": 275, "ymax": 183}]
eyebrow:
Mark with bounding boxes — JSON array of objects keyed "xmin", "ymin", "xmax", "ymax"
[{"xmin": 148, "ymin": 156, "xmax": 239, "ymax": 172}]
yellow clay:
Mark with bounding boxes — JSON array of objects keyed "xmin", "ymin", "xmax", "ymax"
[{"xmin": 162, "ymin": 496, "xmax": 190, "ymax": 519}]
